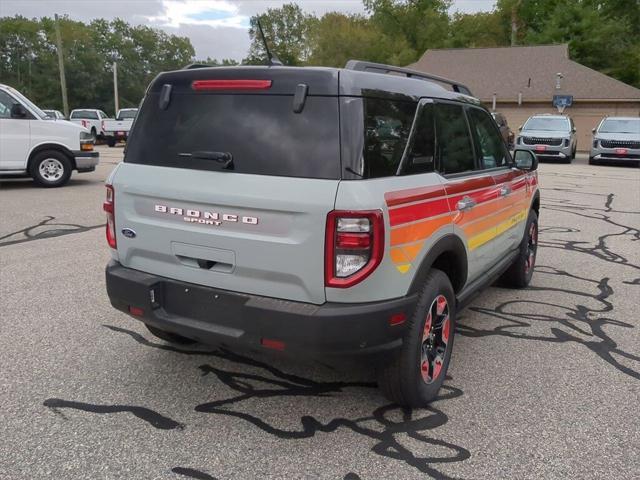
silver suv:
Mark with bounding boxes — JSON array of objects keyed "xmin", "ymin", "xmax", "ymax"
[
  {"xmin": 590, "ymin": 117, "xmax": 640, "ymax": 165},
  {"xmin": 104, "ymin": 61, "xmax": 540, "ymax": 407},
  {"xmin": 516, "ymin": 114, "xmax": 577, "ymax": 163}
]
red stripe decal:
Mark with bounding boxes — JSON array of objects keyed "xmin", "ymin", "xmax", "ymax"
[
  {"xmin": 385, "ymin": 185, "xmax": 447, "ymax": 207},
  {"xmin": 447, "ymin": 186, "xmax": 499, "ymax": 209},
  {"xmin": 389, "ymin": 198, "xmax": 450, "ymax": 226},
  {"xmin": 444, "ymin": 176, "xmax": 495, "ymax": 195}
]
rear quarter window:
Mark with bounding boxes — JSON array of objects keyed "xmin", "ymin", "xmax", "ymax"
[{"xmin": 124, "ymin": 93, "xmax": 341, "ymax": 179}]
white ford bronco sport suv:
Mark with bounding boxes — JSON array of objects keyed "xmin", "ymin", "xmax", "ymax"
[{"xmin": 105, "ymin": 62, "xmax": 540, "ymax": 407}]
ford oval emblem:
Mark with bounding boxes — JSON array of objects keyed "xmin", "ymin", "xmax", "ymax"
[{"xmin": 121, "ymin": 228, "xmax": 137, "ymax": 239}]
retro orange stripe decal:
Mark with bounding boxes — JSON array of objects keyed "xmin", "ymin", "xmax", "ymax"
[{"xmin": 390, "ymin": 213, "xmax": 452, "ymax": 246}]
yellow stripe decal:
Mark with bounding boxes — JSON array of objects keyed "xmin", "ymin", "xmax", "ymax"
[
  {"xmin": 396, "ymin": 264, "xmax": 411, "ymax": 274},
  {"xmin": 468, "ymin": 209, "xmax": 528, "ymax": 251}
]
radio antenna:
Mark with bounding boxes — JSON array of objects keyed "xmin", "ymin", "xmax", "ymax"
[{"xmin": 256, "ymin": 18, "xmax": 283, "ymax": 66}]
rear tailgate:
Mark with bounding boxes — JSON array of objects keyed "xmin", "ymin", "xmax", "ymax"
[{"xmin": 111, "ymin": 67, "xmax": 340, "ymax": 305}]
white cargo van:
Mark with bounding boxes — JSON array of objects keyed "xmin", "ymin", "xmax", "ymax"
[{"xmin": 0, "ymin": 84, "xmax": 99, "ymax": 187}]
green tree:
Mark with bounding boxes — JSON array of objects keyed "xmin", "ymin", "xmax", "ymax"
[
  {"xmin": 245, "ymin": 3, "xmax": 315, "ymax": 65},
  {"xmin": 363, "ymin": 0, "xmax": 452, "ymax": 60},
  {"xmin": 0, "ymin": 15, "xmax": 195, "ymax": 113},
  {"xmin": 308, "ymin": 13, "xmax": 413, "ymax": 67},
  {"xmin": 447, "ymin": 11, "xmax": 508, "ymax": 48}
]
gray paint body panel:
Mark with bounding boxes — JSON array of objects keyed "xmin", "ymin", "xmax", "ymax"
[{"xmin": 110, "ymin": 163, "xmax": 338, "ymax": 304}]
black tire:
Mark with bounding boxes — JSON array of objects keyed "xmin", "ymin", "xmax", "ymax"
[
  {"xmin": 90, "ymin": 127, "xmax": 97, "ymax": 142},
  {"xmin": 500, "ymin": 210, "xmax": 538, "ymax": 288},
  {"xmin": 145, "ymin": 324, "xmax": 197, "ymax": 345},
  {"xmin": 106, "ymin": 136, "xmax": 116, "ymax": 147},
  {"xmin": 377, "ymin": 269, "xmax": 456, "ymax": 407},
  {"xmin": 29, "ymin": 150, "xmax": 72, "ymax": 188}
]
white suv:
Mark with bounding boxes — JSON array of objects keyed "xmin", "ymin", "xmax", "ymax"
[{"xmin": 0, "ymin": 84, "xmax": 99, "ymax": 187}]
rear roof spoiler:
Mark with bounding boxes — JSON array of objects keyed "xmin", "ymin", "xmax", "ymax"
[{"xmin": 344, "ymin": 60, "xmax": 473, "ymax": 96}]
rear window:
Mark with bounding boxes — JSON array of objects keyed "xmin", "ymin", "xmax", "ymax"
[
  {"xmin": 125, "ymin": 93, "xmax": 340, "ymax": 179},
  {"xmin": 117, "ymin": 110, "xmax": 137, "ymax": 120},
  {"xmin": 71, "ymin": 110, "xmax": 98, "ymax": 120}
]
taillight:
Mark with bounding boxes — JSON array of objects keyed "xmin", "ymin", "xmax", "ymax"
[
  {"xmin": 191, "ymin": 79, "xmax": 272, "ymax": 91},
  {"xmin": 103, "ymin": 185, "xmax": 116, "ymax": 249},
  {"xmin": 325, "ymin": 210, "xmax": 384, "ymax": 288}
]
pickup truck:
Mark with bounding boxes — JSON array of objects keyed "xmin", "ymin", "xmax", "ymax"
[
  {"xmin": 103, "ymin": 108, "xmax": 138, "ymax": 147},
  {"xmin": 69, "ymin": 108, "xmax": 111, "ymax": 141}
]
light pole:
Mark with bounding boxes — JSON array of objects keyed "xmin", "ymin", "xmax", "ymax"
[{"xmin": 113, "ymin": 61, "xmax": 119, "ymax": 115}]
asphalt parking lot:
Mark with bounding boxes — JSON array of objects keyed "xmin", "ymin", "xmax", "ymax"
[{"xmin": 1, "ymin": 146, "xmax": 639, "ymax": 480}]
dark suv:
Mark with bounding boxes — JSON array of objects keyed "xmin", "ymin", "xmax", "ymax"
[
  {"xmin": 105, "ymin": 61, "xmax": 540, "ymax": 407},
  {"xmin": 491, "ymin": 112, "xmax": 514, "ymax": 149}
]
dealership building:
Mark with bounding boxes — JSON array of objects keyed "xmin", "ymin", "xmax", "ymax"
[{"xmin": 409, "ymin": 44, "xmax": 640, "ymax": 151}]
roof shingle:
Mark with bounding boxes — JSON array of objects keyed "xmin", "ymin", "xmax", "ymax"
[{"xmin": 408, "ymin": 44, "xmax": 640, "ymax": 102}]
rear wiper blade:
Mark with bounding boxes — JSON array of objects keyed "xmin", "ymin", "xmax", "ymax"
[{"xmin": 178, "ymin": 151, "xmax": 233, "ymax": 169}]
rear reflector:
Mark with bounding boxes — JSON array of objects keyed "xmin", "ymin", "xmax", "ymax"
[
  {"xmin": 191, "ymin": 79, "xmax": 272, "ymax": 91},
  {"xmin": 389, "ymin": 313, "xmax": 406, "ymax": 326},
  {"xmin": 103, "ymin": 185, "xmax": 116, "ymax": 249},
  {"xmin": 261, "ymin": 338, "xmax": 285, "ymax": 351},
  {"xmin": 128, "ymin": 306, "xmax": 144, "ymax": 316}
]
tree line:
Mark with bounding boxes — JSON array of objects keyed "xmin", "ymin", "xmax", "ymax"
[
  {"xmin": 1, "ymin": 0, "xmax": 638, "ymax": 114},
  {"xmin": 0, "ymin": 16, "xmax": 194, "ymax": 114},
  {"xmin": 247, "ymin": 0, "xmax": 639, "ymax": 89}
]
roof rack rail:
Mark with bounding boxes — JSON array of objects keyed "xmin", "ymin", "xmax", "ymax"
[
  {"xmin": 344, "ymin": 60, "xmax": 473, "ymax": 96},
  {"xmin": 183, "ymin": 63, "xmax": 212, "ymax": 70}
]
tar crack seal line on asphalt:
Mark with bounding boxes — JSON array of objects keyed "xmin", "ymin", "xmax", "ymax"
[
  {"xmin": 0, "ymin": 216, "xmax": 104, "ymax": 247},
  {"xmin": 102, "ymin": 324, "xmax": 471, "ymax": 480},
  {"xmin": 172, "ymin": 467, "xmax": 218, "ymax": 480},
  {"xmin": 42, "ymin": 398, "xmax": 185, "ymax": 430}
]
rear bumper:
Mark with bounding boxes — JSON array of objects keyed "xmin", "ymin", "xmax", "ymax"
[
  {"xmin": 105, "ymin": 260, "xmax": 417, "ymax": 357},
  {"xmin": 73, "ymin": 150, "xmax": 100, "ymax": 172}
]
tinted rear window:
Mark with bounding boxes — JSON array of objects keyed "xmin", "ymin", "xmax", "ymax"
[
  {"xmin": 363, "ymin": 98, "xmax": 415, "ymax": 177},
  {"xmin": 125, "ymin": 93, "xmax": 340, "ymax": 179},
  {"xmin": 71, "ymin": 110, "xmax": 99, "ymax": 120}
]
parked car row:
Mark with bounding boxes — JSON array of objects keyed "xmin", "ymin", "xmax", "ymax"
[
  {"xmin": 490, "ymin": 112, "xmax": 639, "ymax": 165},
  {"xmin": 39, "ymin": 107, "xmax": 139, "ymax": 146}
]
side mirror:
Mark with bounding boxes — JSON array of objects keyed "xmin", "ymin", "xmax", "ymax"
[
  {"xmin": 591, "ymin": 128, "xmax": 596, "ymax": 134},
  {"xmin": 572, "ymin": 127, "xmax": 577, "ymax": 133},
  {"xmin": 514, "ymin": 149, "xmax": 538, "ymax": 171},
  {"xmin": 10, "ymin": 103, "xmax": 28, "ymax": 119},
  {"xmin": 518, "ymin": 125, "xmax": 523, "ymax": 131}
]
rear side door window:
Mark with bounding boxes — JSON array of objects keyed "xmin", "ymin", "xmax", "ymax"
[
  {"xmin": 363, "ymin": 98, "xmax": 416, "ymax": 178},
  {"xmin": 402, "ymin": 101, "xmax": 435, "ymax": 175},
  {"xmin": 434, "ymin": 103, "xmax": 475, "ymax": 175},
  {"xmin": 467, "ymin": 107, "xmax": 510, "ymax": 169}
]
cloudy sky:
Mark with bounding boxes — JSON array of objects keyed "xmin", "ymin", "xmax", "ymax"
[{"xmin": 0, "ymin": 0, "xmax": 496, "ymax": 61}]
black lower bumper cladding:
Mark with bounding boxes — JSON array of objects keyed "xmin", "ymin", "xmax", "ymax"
[{"xmin": 105, "ymin": 260, "xmax": 417, "ymax": 357}]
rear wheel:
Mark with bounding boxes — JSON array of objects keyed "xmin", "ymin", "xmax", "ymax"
[
  {"xmin": 145, "ymin": 324, "xmax": 197, "ymax": 345},
  {"xmin": 500, "ymin": 210, "xmax": 538, "ymax": 288},
  {"xmin": 106, "ymin": 136, "xmax": 116, "ymax": 147},
  {"xmin": 90, "ymin": 127, "xmax": 97, "ymax": 143},
  {"xmin": 29, "ymin": 150, "xmax": 72, "ymax": 188},
  {"xmin": 377, "ymin": 269, "xmax": 456, "ymax": 407}
]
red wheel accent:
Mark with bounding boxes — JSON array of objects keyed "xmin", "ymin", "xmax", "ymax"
[
  {"xmin": 442, "ymin": 317, "xmax": 450, "ymax": 344},
  {"xmin": 420, "ymin": 294, "xmax": 450, "ymax": 385}
]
